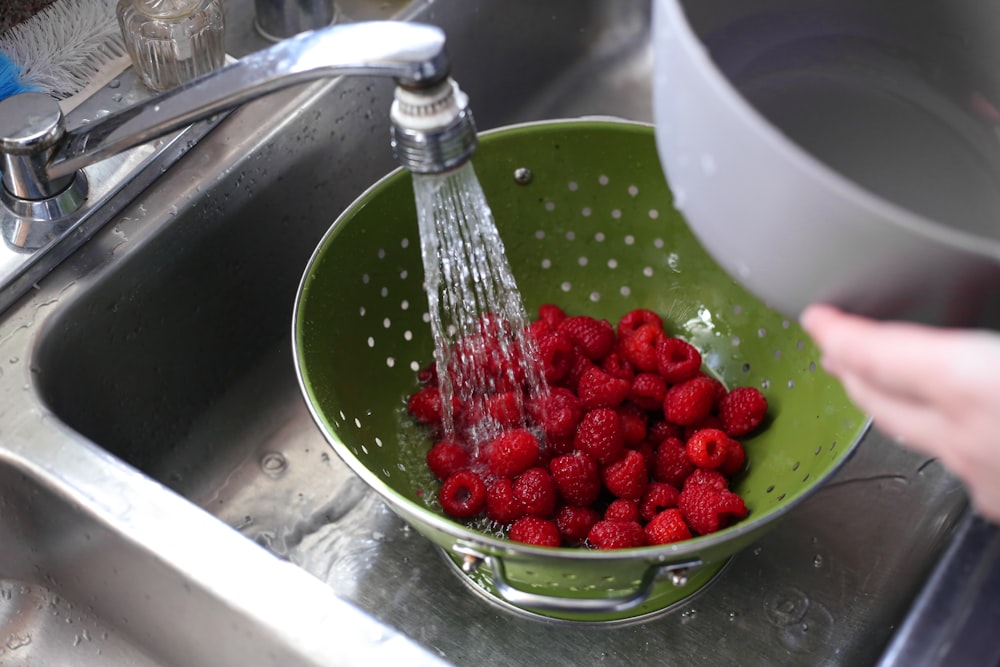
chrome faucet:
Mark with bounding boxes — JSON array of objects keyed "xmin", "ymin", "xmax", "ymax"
[{"xmin": 0, "ymin": 20, "xmax": 477, "ymax": 249}]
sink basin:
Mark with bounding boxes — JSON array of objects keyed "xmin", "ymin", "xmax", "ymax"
[{"xmin": 0, "ymin": 0, "xmax": 971, "ymax": 664}]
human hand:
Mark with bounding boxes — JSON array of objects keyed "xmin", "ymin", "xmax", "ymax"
[{"xmin": 800, "ymin": 304, "xmax": 1000, "ymax": 522}]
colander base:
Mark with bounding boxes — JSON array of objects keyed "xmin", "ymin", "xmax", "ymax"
[{"xmin": 438, "ymin": 547, "xmax": 731, "ymax": 625}]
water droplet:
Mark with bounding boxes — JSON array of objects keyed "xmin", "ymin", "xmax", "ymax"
[
  {"xmin": 813, "ymin": 554, "xmax": 824, "ymax": 568},
  {"xmin": 260, "ymin": 452, "xmax": 288, "ymax": 478},
  {"xmin": 108, "ymin": 79, "xmax": 120, "ymax": 89}
]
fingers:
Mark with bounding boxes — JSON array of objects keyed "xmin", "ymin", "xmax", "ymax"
[{"xmin": 800, "ymin": 304, "xmax": 962, "ymax": 406}]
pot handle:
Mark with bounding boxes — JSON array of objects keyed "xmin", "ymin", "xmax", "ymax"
[{"xmin": 452, "ymin": 545, "xmax": 703, "ymax": 614}]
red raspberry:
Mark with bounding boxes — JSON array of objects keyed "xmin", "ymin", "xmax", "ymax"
[
  {"xmin": 604, "ymin": 499, "xmax": 641, "ymax": 523},
  {"xmin": 617, "ymin": 308, "xmax": 664, "ymax": 340},
  {"xmin": 426, "ymin": 440, "xmax": 469, "ymax": 480},
  {"xmin": 628, "ymin": 373, "xmax": 667, "ymax": 412},
  {"xmin": 513, "ymin": 467, "xmax": 558, "ymax": 517},
  {"xmin": 577, "ymin": 365, "xmax": 631, "ymax": 410},
  {"xmin": 649, "ymin": 420, "xmax": 683, "ymax": 443},
  {"xmin": 629, "ymin": 439, "xmax": 656, "ymax": 473},
  {"xmin": 645, "ymin": 509, "xmax": 693, "ymax": 545},
  {"xmin": 719, "ymin": 438, "xmax": 747, "ymax": 477},
  {"xmin": 587, "ymin": 519, "xmax": 648, "ymax": 549},
  {"xmin": 602, "ymin": 449, "xmax": 648, "ymax": 500},
  {"xmin": 683, "ymin": 467, "xmax": 729, "ymax": 491},
  {"xmin": 417, "ymin": 363, "xmax": 437, "ymax": 386},
  {"xmin": 535, "ymin": 332, "xmax": 575, "ymax": 384},
  {"xmin": 485, "ymin": 477, "xmax": 524, "ymax": 525},
  {"xmin": 617, "ymin": 402, "xmax": 648, "ymax": 446},
  {"xmin": 663, "ymin": 376, "xmax": 718, "ymax": 426},
  {"xmin": 619, "ymin": 323, "xmax": 664, "ymax": 372},
  {"xmin": 509, "ymin": 516, "xmax": 561, "ymax": 547},
  {"xmin": 685, "ymin": 428, "xmax": 731, "ymax": 470},
  {"xmin": 407, "ymin": 386, "xmax": 447, "ymax": 425},
  {"xmin": 574, "ymin": 408, "xmax": 625, "ymax": 465},
  {"xmin": 483, "ymin": 391, "xmax": 525, "ymax": 430},
  {"xmin": 549, "ymin": 452, "xmax": 602, "ymax": 506},
  {"xmin": 719, "ymin": 386, "xmax": 768, "ymax": 437},
  {"xmin": 438, "ymin": 470, "xmax": 487, "ymax": 518},
  {"xmin": 538, "ymin": 303, "xmax": 567, "ymax": 328},
  {"xmin": 683, "ymin": 415, "xmax": 724, "ymax": 440},
  {"xmin": 656, "ymin": 337, "xmax": 702, "ymax": 384},
  {"xmin": 600, "ymin": 351, "xmax": 636, "ymax": 381},
  {"xmin": 487, "ymin": 428, "xmax": 540, "ymax": 478},
  {"xmin": 529, "ymin": 387, "xmax": 583, "ymax": 448},
  {"xmin": 639, "ymin": 482, "xmax": 681, "ymax": 521},
  {"xmin": 562, "ymin": 347, "xmax": 595, "ymax": 392},
  {"xmin": 558, "ymin": 315, "xmax": 616, "ymax": 361},
  {"xmin": 678, "ymin": 484, "xmax": 747, "ymax": 535},
  {"xmin": 653, "ymin": 436, "xmax": 696, "ymax": 487},
  {"xmin": 554, "ymin": 505, "xmax": 601, "ymax": 545}
]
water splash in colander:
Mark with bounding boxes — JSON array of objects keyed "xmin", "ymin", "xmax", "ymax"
[{"xmin": 412, "ymin": 163, "xmax": 549, "ymax": 449}]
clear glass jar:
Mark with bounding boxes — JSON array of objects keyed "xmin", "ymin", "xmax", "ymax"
[{"xmin": 117, "ymin": 0, "xmax": 226, "ymax": 92}]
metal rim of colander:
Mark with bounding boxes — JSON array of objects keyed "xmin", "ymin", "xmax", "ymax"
[{"xmin": 292, "ymin": 117, "xmax": 870, "ymax": 567}]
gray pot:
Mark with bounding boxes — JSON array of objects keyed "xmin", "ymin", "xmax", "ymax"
[{"xmin": 653, "ymin": 0, "xmax": 1000, "ymax": 327}]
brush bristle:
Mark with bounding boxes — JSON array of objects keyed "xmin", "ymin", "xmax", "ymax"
[{"xmin": 0, "ymin": 0, "xmax": 125, "ymax": 100}]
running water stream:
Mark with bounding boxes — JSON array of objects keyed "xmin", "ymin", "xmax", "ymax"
[{"xmin": 412, "ymin": 162, "xmax": 548, "ymax": 450}]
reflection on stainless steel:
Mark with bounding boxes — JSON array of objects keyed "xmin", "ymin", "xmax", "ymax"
[{"xmin": 0, "ymin": 0, "xmax": 983, "ymax": 664}]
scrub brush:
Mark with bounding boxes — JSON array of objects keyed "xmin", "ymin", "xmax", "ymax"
[{"xmin": 0, "ymin": 0, "xmax": 130, "ymax": 110}]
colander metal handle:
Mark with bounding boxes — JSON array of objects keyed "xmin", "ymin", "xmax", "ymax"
[{"xmin": 455, "ymin": 546, "xmax": 703, "ymax": 614}]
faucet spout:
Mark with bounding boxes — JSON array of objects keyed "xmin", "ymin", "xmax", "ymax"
[{"xmin": 48, "ymin": 21, "xmax": 451, "ymax": 183}]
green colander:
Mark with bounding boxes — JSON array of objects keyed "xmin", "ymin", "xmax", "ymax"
[{"xmin": 293, "ymin": 119, "xmax": 868, "ymax": 623}]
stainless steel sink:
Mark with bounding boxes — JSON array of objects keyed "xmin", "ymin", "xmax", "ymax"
[{"xmin": 0, "ymin": 0, "xmax": 974, "ymax": 664}]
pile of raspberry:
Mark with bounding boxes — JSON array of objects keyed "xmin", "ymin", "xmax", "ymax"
[{"xmin": 406, "ymin": 305, "xmax": 768, "ymax": 549}]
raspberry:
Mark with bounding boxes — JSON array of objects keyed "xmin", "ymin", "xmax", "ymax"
[
  {"xmin": 719, "ymin": 387, "xmax": 768, "ymax": 437},
  {"xmin": 653, "ymin": 436, "xmax": 696, "ymax": 487},
  {"xmin": 629, "ymin": 439, "xmax": 656, "ymax": 473},
  {"xmin": 407, "ymin": 386, "xmax": 447, "ymax": 425},
  {"xmin": 678, "ymin": 484, "xmax": 747, "ymax": 535},
  {"xmin": 602, "ymin": 449, "xmax": 648, "ymax": 500},
  {"xmin": 600, "ymin": 351, "xmax": 636, "ymax": 382},
  {"xmin": 417, "ymin": 364, "xmax": 437, "ymax": 386},
  {"xmin": 639, "ymin": 482, "xmax": 681, "ymax": 521},
  {"xmin": 549, "ymin": 452, "xmax": 602, "ymax": 506},
  {"xmin": 554, "ymin": 505, "xmax": 601, "ymax": 545},
  {"xmin": 513, "ymin": 467, "xmax": 558, "ymax": 517},
  {"xmin": 656, "ymin": 337, "xmax": 702, "ymax": 383},
  {"xmin": 684, "ymin": 467, "xmax": 729, "ymax": 491},
  {"xmin": 663, "ymin": 376, "xmax": 718, "ymax": 426},
  {"xmin": 628, "ymin": 373, "xmax": 667, "ymax": 412},
  {"xmin": 558, "ymin": 315, "xmax": 616, "ymax": 361},
  {"xmin": 619, "ymin": 323, "xmax": 664, "ymax": 372},
  {"xmin": 487, "ymin": 428, "xmax": 540, "ymax": 478},
  {"xmin": 438, "ymin": 470, "xmax": 487, "ymax": 518},
  {"xmin": 483, "ymin": 391, "xmax": 525, "ymax": 430},
  {"xmin": 683, "ymin": 415, "xmax": 724, "ymax": 440},
  {"xmin": 577, "ymin": 365, "xmax": 630, "ymax": 410},
  {"xmin": 645, "ymin": 509, "xmax": 693, "ymax": 545},
  {"xmin": 719, "ymin": 438, "xmax": 747, "ymax": 477},
  {"xmin": 587, "ymin": 519, "xmax": 648, "ymax": 549},
  {"xmin": 649, "ymin": 420, "xmax": 683, "ymax": 443},
  {"xmin": 617, "ymin": 402, "xmax": 648, "ymax": 446},
  {"xmin": 685, "ymin": 428, "xmax": 730, "ymax": 469},
  {"xmin": 604, "ymin": 499, "xmax": 641, "ymax": 523},
  {"xmin": 538, "ymin": 303, "xmax": 567, "ymax": 328},
  {"xmin": 509, "ymin": 516, "xmax": 561, "ymax": 547},
  {"xmin": 485, "ymin": 477, "xmax": 524, "ymax": 525},
  {"xmin": 529, "ymin": 387, "xmax": 583, "ymax": 447},
  {"xmin": 535, "ymin": 332, "xmax": 576, "ymax": 384},
  {"xmin": 617, "ymin": 308, "xmax": 664, "ymax": 340},
  {"xmin": 574, "ymin": 408, "xmax": 625, "ymax": 465},
  {"xmin": 562, "ymin": 347, "xmax": 595, "ymax": 391},
  {"xmin": 426, "ymin": 440, "xmax": 469, "ymax": 480}
]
